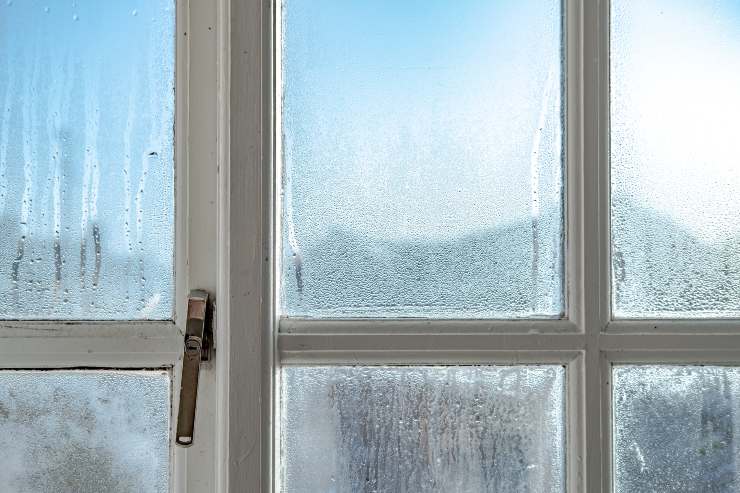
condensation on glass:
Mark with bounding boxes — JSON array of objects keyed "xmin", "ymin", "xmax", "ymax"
[
  {"xmin": 280, "ymin": 1, "xmax": 565, "ymax": 318},
  {"xmin": 0, "ymin": 370, "xmax": 170, "ymax": 492},
  {"xmin": 610, "ymin": 0, "xmax": 740, "ymax": 318},
  {"xmin": 0, "ymin": 1, "xmax": 175, "ymax": 319},
  {"xmin": 614, "ymin": 366, "xmax": 740, "ymax": 492},
  {"xmin": 282, "ymin": 366, "xmax": 566, "ymax": 493}
]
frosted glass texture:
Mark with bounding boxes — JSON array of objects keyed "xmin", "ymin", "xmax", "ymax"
[
  {"xmin": 0, "ymin": 1, "xmax": 175, "ymax": 319},
  {"xmin": 614, "ymin": 366, "xmax": 740, "ymax": 492},
  {"xmin": 281, "ymin": 1, "xmax": 564, "ymax": 318},
  {"xmin": 282, "ymin": 366, "xmax": 565, "ymax": 493},
  {"xmin": 0, "ymin": 370, "xmax": 170, "ymax": 492},
  {"xmin": 611, "ymin": 0, "xmax": 740, "ymax": 318}
]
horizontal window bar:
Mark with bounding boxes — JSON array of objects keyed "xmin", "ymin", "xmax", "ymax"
[
  {"xmin": 280, "ymin": 318, "xmax": 579, "ymax": 334},
  {"xmin": 602, "ymin": 333, "xmax": 740, "ymax": 354},
  {"xmin": 279, "ymin": 332, "xmax": 584, "ymax": 364},
  {"xmin": 0, "ymin": 323, "xmax": 181, "ymax": 368},
  {"xmin": 606, "ymin": 320, "xmax": 740, "ymax": 334},
  {"xmin": 0, "ymin": 320, "xmax": 182, "ymax": 338}
]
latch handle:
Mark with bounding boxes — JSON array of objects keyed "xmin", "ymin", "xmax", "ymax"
[{"xmin": 176, "ymin": 290, "xmax": 211, "ymax": 447}]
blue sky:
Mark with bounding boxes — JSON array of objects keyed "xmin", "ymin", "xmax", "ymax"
[
  {"xmin": 280, "ymin": 0, "xmax": 565, "ymax": 316},
  {"xmin": 0, "ymin": 1, "xmax": 175, "ymax": 319},
  {"xmin": 282, "ymin": 0, "xmax": 564, "ymax": 242}
]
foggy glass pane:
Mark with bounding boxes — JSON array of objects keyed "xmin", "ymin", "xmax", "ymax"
[
  {"xmin": 281, "ymin": 1, "xmax": 564, "ymax": 318},
  {"xmin": 614, "ymin": 366, "xmax": 740, "ymax": 492},
  {"xmin": 610, "ymin": 0, "xmax": 740, "ymax": 318},
  {"xmin": 0, "ymin": 1, "xmax": 175, "ymax": 319},
  {"xmin": 0, "ymin": 370, "xmax": 170, "ymax": 493},
  {"xmin": 282, "ymin": 366, "xmax": 565, "ymax": 493}
]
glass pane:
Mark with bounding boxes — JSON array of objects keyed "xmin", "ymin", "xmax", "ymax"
[
  {"xmin": 0, "ymin": 370, "xmax": 170, "ymax": 492},
  {"xmin": 282, "ymin": 366, "xmax": 566, "ymax": 492},
  {"xmin": 610, "ymin": 0, "xmax": 740, "ymax": 318},
  {"xmin": 614, "ymin": 366, "xmax": 740, "ymax": 492},
  {"xmin": 0, "ymin": 1, "xmax": 175, "ymax": 319},
  {"xmin": 281, "ymin": 1, "xmax": 564, "ymax": 318}
]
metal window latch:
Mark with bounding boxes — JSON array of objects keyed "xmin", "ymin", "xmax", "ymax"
[{"xmin": 176, "ymin": 289, "xmax": 213, "ymax": 447}]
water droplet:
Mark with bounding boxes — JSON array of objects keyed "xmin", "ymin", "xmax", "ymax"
[
  {"xmin": 44, "ymin": 6, "xmax": 50, "ymax": 13},
  {"xmin": 72, "ymin": 14, "xmax": 79, "ymax": 21},
  {"xmin": 131, "ymin": 9, "xmax": 138, "ymax": 16}
]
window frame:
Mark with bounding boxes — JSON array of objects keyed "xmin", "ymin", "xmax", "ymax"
[
  {"xmin": 225, "ymin": 0, "xmax": 740, "ymax": 492},
  {"xmin": 0, "ymin": 0, "xmax": 228, "ymax": 491}
]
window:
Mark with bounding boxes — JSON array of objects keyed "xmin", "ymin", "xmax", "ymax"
[
  {"xmin": 0, "ymin": 1, "xmax": 175, "ymax": 320},
  {"xmin": 279, "ymin": 0, "xmax": 565, "ymax": 320},
  {"xmin": 4, "ymin": 0, "xmax": 740, "ymax": 491},
  {"xmin": 0, "ymin": 370, "xmax": 171, "ymax": 490},
  {"xmin": 282, "ymin": 366, "xmax": 566, "ymax": 491},
  {"xmin": 0, "ymin": 0, "xmax": 224, "ymax": 491},
  {"xmin": 613, "ymin": 366, "xmax": 740, "ymax": 491},
  {"xmin": 229, "ymin": 0, "xmax": 740, "ymax": 492},
  {"xmin": 609, "ymin": 1, "xmax": 740, "ymax": 491},
  {"xmin": 277, "ymin": 1, "xmax": 570, "ymax": 491},
  {"xmin": 610, "ymin": 0, "xmax": 740, "ymax": 319}
]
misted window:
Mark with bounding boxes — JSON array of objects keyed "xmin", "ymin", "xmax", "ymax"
[
  {"xmin": 280, "ymin": 0, "xmax": 564, "ymax": 320},
  {"xmin": 0, "ymin": 2, "xmax": 175, "ymax": 319},
  {"xmin": 278, "ymin": 0, "xmax": 567, "ymax": 491},
  {"xmin": 0, "ymin": 1, "xmax": 176, "ymax": 490},
  {"xmin": 610, "ymin": 0, "xmax": 740, "ymax": 491},
  {"xmin": 274, "ymin": 0, "xmax": 740, "ymax": 492},
  {"xmin": 610, "ymin": 0, "xmax": 740, "ymax": 319}
]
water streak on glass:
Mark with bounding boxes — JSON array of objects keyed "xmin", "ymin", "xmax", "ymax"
[
  {"xmin": 0, "ymin": 370, "xmax": 170, "ymax": 492},
  {"xmin": 0, "ymin": 1, "xmax": 175, "ymax": 319},
  {"xmin": 282, "ymin": 366, "xmax": 565, "ymax": 493},
  {"xmin": 611, "ymin": 0, "xmax": 740, "ymax": 318},
  {"xmin": 614, "ymin": 366, "xmax": 740, "ymax": 492},
  {"xmin": 281, "ymin": 0, "xmax": 564, "ymax": 318}
]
